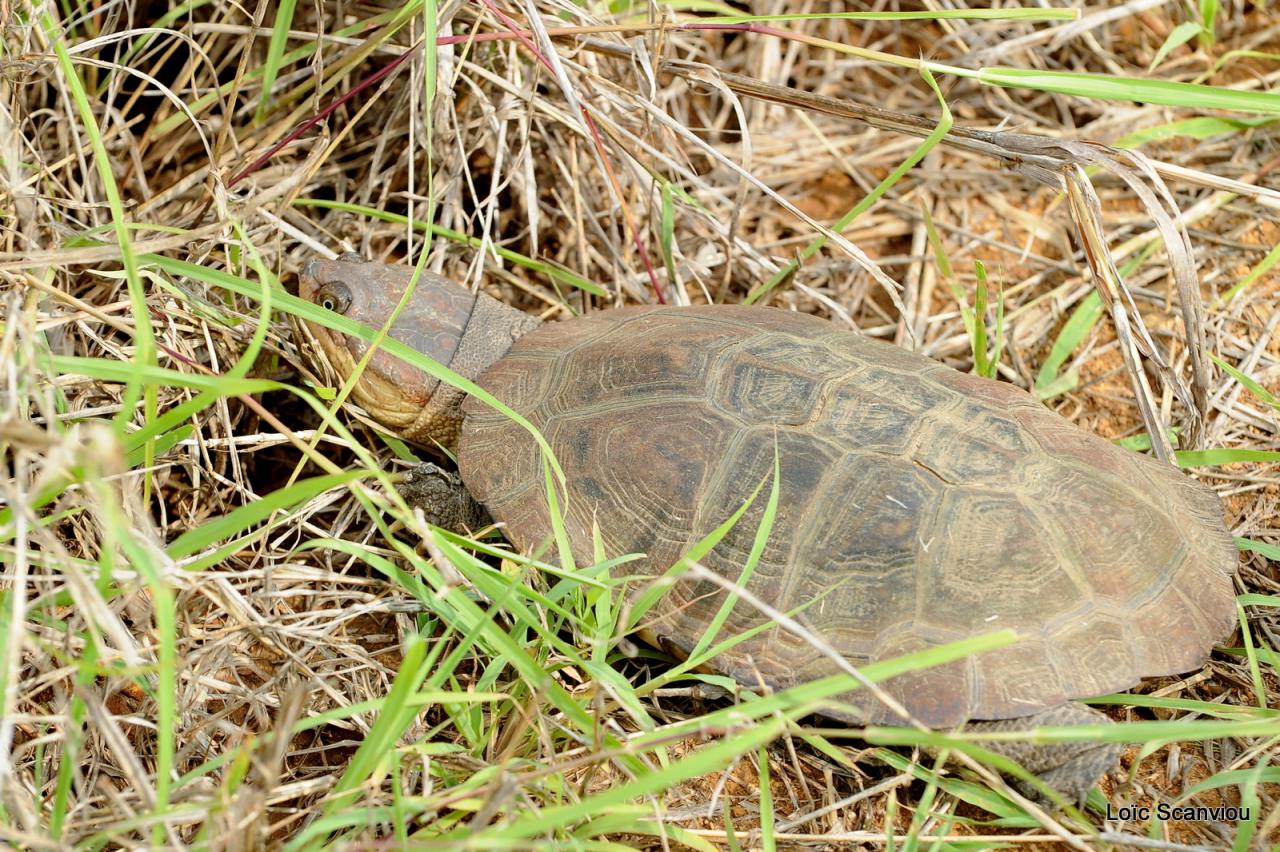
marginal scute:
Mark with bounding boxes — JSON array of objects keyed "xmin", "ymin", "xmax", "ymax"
[
  {"xmin": 459, "ymin": 352, "xmax": 556, "ymax": 510},
  {"xmin": 460, "ymin": 304, "xmax": 1238, "ymax": 725},
  {"xmin": 929, "ymin": 365, "xmax": 1037, "ymax": 409},
  {"xmin": 859, "ymin": 633, "xmax": 978, "ymax": 727},
  {"xmin": 1130, "ymin": 579, "xmax": 1234, "ymax": 674},
  {"xmin": 1011, "ymin": 403, "xmax": 1135, "ymax": 479},
  {"xmin": 459, "ymin": 418, "xmax": 538, "ymax": 507},
  {"xmin": 1052, "ymin": 617, "xmax": 1133, "ymax": 697},
  {"xmin": 970, "ymin": 638, "xmax": 1068, "ymax": 719},
  {"xmin": 1141, "ymin": 456, "xmax": 1231, "ymax": 528},
  {"xmin": 825, "ymin": 330, "xmax": 936, "ymax": 373}
]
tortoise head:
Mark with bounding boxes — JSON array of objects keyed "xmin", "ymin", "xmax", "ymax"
[{"xmin": 298, "ymin": 253, "xmax": 487, "ymax": 447}]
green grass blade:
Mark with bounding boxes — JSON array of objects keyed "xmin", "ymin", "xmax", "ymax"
[
  {"xmin": 311, "ymin": 635, "xmax": 433, "ymax": 829},
  {"xmin": 687, "ymin": 446, "xmax": 780, "ymax": 662},
  {"xmin": 256, "ymin": 0, "xmax": 299, "ymax": 122},
  {"xmin": 166, "ymin": 471, "xmax": 367, "ymax": 560},
  {"xmin": 748, "ymin": 65, "xmax": 952, "ymax": 303},
  {"xmin": 1148, "ymin": 21, "xmax": 1203, "ymax": 71},
  {"xmin": 1215, "ymin": 239, "xmax": 1280, "ymax": 306},
  {"xmin": 1035, "ymin": 292, "xmax": 1102, "ymax": 398},
  {"xmin": 40, "ymin": 8, "xmax": 158, "ymax": 517},
  {"xmin": 1211, "ymin": 355, "xmax": 1280, "ymax": 411},
  {"xmin": 978, "ymin": 67, "xmax": 1280, "ymax": 114},
  {"xmin": 1113, "ymin": 116, "xmax": 1275, "ymax": 149},
  {"xmin": 1175, "ymin": 448, "xmax": 1280, "ymax": 467},
  {"xmin": 758, "ymin": 744, "xmax": 776, "ymax": 852},
  {"xmin": 1237, "ymin": 539, "xmax": 1280, "ymax": 562}
]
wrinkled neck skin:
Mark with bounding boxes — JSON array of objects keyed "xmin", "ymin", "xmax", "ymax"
[{"xmin": 299, "ymin": 256, "xmax": 542, "ymax": 449}]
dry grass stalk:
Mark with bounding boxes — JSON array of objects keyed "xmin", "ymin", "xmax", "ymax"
[{"xmin": 1, "ymin": 1, "xmax": 1277, "ymax": 848}]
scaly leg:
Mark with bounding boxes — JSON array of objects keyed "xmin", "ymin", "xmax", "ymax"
[
  {"xmin": 961, "ymin": 703, "xmax": 1123, "ymax": 806},
  {"xmin": 399, "ymin": 462, "xmax": 491, "ymax": 534}
]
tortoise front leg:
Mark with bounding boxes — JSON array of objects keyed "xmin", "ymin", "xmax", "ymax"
[{"xmin": 399, "ymin": 462, "xmax": 491, "ymax": 534}]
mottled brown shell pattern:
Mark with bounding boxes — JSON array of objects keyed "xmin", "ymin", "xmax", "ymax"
[{"xmin": 459, "ymin": 305, "xmax": 1237, "ymax": 726}]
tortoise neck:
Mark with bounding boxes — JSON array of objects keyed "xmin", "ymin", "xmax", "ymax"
[
  {"xmin": 407, "ymin": 291, "xmax": 541, "ymax": 448},
  {"xmin": 453, "ymin": 292, "xmax": 543, "ymax": 380}
]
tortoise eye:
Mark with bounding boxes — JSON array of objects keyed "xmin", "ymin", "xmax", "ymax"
[{"xmin": 317, "ymin": 283, "xmax": 351, "ymax": 315}]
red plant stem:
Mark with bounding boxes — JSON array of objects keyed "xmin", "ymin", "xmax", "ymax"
[
  {"xmin": 229, "ymin": 22, "xmax": 769, "ymax": 189},
  {"xmin": 227, "ymin": 16, "xmax": 777, "ymax": 299},
  {"xmin": 473, "ymin": 0, "xmax": 666, "ymax": 303},
  {"xmin": 227, "ymin": 41, "xmax": 420, "ymax": 187}
]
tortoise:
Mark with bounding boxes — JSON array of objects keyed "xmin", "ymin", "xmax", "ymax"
[{"xmin": 298, "ymin": 253, "xmax": 1237, "ymax": 801}]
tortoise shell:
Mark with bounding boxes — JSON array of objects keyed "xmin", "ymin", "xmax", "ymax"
[{"xmin": 459, "ymin": 305, "xmax": 1237, "ymax": 727}]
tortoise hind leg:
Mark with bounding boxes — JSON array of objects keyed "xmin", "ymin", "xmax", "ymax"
[
  {"xmin": 962, "ymin": 704, "xmax": 1123, "ymax": 806},
  {"xmin": 399, "ymin": 462, "xmax": 491, "ymax": 534}
]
